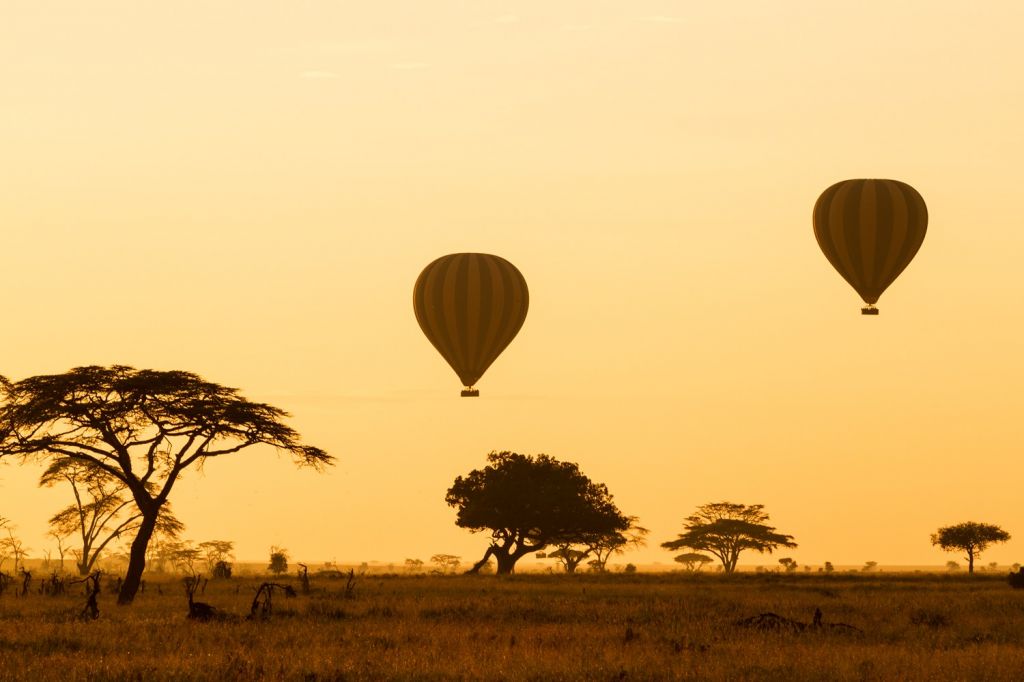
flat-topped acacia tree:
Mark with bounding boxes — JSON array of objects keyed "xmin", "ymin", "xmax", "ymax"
[
  {"xmin": 661, "ymin": 502, "xmax": 796, "ymax": 573},
  {"xmin": 0, "ymin": 365, "xmax": 331, "ymax": 604}
]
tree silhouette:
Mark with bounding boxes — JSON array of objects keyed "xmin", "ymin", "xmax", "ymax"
[
  {"xmin": 198, "ymin": 540, "xmax": 234, "ymax": 577},
  {"xmin": 661, "ymin": 502, "xmax": 796, "ymax": 573},
  {"xmin": 0, "ymin": 365, "xmax": 331, "ymax": 603},
  {"xmin": 429, "ymin": 554, "xmax": 462, "ymax": 574},
  {"xmin": 168, "ymin": 541, "xmax": 202, "ymax": 576},
  {"xmin": 673, "ymin": 552, "xmax": 713, "ymax": 572},
  {"xmin": 41, "ymin": 459, "xmax": 183, "ymax": 575},
  {"xmin": 931, "ymin": 522, "xmax": 1010, "ymax": 574},
  {"xmin": 0, "ymin": 526, "xmax": 28, "ymax": 573},
  {"xmin": 268, "ymin": 546, "xmax": 289, "ymax": 575},
  {"xmin": 587, "ymin": 516, "xmax": 649, "ymax": 572},
  {"xmin": 446, "ymin": 451, "xmax": 629, "ymax": 575},
  {"xmin": 544, "ymin": 545, "xmax": 590, "ymax": 574},
  {"xmin": 544, "ymin": 517, "xmax": 648, "ymax": 573}
]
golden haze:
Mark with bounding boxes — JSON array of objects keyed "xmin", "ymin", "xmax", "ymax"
[{"xmin": 1, "ymin": 1, "xmax": 1022, "ymax": 568}]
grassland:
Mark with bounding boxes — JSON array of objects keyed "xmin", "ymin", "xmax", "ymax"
[{"xmin": 1, "ymin": 572, "xmax": 1023, "ymax": 680}]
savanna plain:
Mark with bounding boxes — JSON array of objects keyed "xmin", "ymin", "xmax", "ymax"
[{"xmin": 2, "ymin": 571, "xmax": 1023, "ymax": 681}]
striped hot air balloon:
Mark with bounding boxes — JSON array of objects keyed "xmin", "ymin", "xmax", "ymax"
[
  {"xmin": 813, "ymin": 179, "xmax": 928, "ymax": 314},
  {"xmin": 413, "ymin": 253, "xmax": 529, "ymax": 397}
]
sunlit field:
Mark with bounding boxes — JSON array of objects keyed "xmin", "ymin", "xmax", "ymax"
[{"xmin": 2, "ymin": 572, "xmax": 1023, "ymax": 680}]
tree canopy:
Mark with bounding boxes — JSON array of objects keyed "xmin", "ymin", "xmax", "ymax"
[
  {"xmin": 931, "ymin": 522, "xmax": 1010, "ymax": 574},
  {"xmin": 673, "ymin": 553, "xmax": 713, "ymax": 572},
  {"xmin": 198, "ymin": 540, "xmax": 235, "ymax": 574},
  {"xmin": 445, "ymin": 451, "xmax": 630, "ymax": 574},
  {"xmin": 661, "ymin": 502, "xmax": 796, "ymax": 573},
  {"xmin": 0, "ymin": 365, "xmax": 331, "ymax": 603}
]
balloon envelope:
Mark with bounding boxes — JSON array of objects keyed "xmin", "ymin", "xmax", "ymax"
[
  {"xmin": 413, "ymin": 253, "xmax": 529, "ymax": 394},
  {"xmin": 813, "ymin": 179, "xmax": 928, "ymax": 312}
]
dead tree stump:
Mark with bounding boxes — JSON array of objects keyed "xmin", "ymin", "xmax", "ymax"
[
  {"xmin": 71, "ymin": 573, "xmax": 102, "ymax": 620},
  {"xmin": 247, "ymin": 582, "xmax": 296, "ymax": 620}
]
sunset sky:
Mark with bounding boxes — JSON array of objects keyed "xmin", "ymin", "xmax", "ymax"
[{"xmin": 1, "ymin": 1, "xmax": 1022, "ymax": 569}]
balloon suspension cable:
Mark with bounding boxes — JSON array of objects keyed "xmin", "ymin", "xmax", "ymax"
[
  {"xmin": 461, "ymin": 387, "xmax": 480, "ymax": 398},
  {"xmin": 861, "ymin": 305, "xmax": 879, "ymax": 316}
]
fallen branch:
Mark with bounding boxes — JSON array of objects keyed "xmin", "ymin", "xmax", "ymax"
[
  {"xmin": 735, "ymin": 607, "xmax": 861, "ymax": 634},
  {"xmin": 247, "ymin": 582, "xmax": 296, "ymax": 620}
]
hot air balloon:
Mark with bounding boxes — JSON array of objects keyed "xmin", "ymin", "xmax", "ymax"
[
  {"xmin": 413, "ymin": 253, "xmax": 529, "ymax": 396},
  {"xmin": 813, "ymin": 179, "xmax": 928, "ymax": 314}
]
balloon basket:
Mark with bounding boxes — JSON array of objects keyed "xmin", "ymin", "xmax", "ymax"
[
  {"xmin": 461, "ymin": 389, "xmax": 480, "ymax": 397},
  {"xmin": 861, "ymin": 306, "xmax": 879, "ymax": 316}
]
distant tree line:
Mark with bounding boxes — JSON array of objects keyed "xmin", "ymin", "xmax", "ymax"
[{"xmin": 0, "ymin": 367, "xmax": 1017, "ymax": 595}]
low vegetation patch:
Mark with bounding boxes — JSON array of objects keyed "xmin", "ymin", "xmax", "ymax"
[{"xmin": 0, "ymin": 573, "xmax": 1022, "ymax": 680}]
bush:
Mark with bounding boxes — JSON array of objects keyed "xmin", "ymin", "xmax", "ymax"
[{"xmin": 268, "ymin": 547, "xmax": 289, "ymax": 575}]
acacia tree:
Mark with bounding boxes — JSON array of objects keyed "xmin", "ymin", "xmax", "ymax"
[
  {"xmin": 661, "ymin": 502, "xmax": 796, "ymax": 573},
  {"xmin": 198, "ymin": 540, "xmax": 234, "ymax": 577},
  {"xmin": 47, "ymin": 531, "xmax": 69, "ymax": 573},
  {"xmin": 429, "ymin": 554, "xmax": 462, "ymax": 574},
  {"xmin": 931, "ymin": 522, "xmax": 1010, "ymax": 574},
  {"xmin": 674, "ymin": 553, "xmax": 713, "ymax": 572},
  {"xmin": 41, "ymin": 458, "xmax": 183, "ymax": 575},
  {"xmin": 542, "ymin": 545, "xmax": 590, "ymax": 574},
  {"xmin": 0, "ymin": 526, "xmax": 28, "ymax": 573},
  {"xmin": 446, "ymin": 451, "xmax": 630, "ymax": 575},
  {"xmin": 0, "ymin": 365, "xmax": 331, "ymax": 604},
  {"xmin": 587, "ymin": 517, "xmax": 649, "ymax": 572},
  {"xmin": 168, "ymin": 541, "xmax": 202, "ymax": 576},
  {"xmin": 545, "ymin": 516, "xmax": 649, "ymax": 574},
  {"xmin": 145, "ymin": 530, "xmax": 186, "ymax": 573}
]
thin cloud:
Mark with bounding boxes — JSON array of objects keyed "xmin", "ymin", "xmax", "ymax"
[
  {"xmin": 493, "ymin": 14, "xmax": 520, "ymax": 24},
  {"xmin": 639, "ymin": 15, "xmax": 682, "ymax": 24},
  {"xmin": 316, "ymin": 39, "xmax": 395, "ymax": 55},
  {"xmin": 391, "ymin": 62, "xmax": 430, "ymax": 70},
  {"xmin": 299, "ymin": 70, "xmax": 341, "ymax": 80}
]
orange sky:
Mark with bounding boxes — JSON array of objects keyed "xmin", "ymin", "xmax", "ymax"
[{"xmin": 1, "ymin": 1, "xmax": 1023, "ymax": 570}]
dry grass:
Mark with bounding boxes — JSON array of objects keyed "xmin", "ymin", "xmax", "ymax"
[{"xmin": 2, "ymin": 572, "xmax": 1023, "ymax": 680}]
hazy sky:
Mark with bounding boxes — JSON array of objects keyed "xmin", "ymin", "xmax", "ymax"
[{"xmin": 2, "ymin": 1, "xmax": 1023, "ymax": 569}]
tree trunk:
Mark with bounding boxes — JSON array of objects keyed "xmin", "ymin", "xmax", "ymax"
[
  {"xmin": 968, "ymin": 551, "xmax": 975, "ymax": 575},
  {"xmin": 495, "ymin": 551, "xmax": 518, "ymax": 575},
  {"xmin": 118, "ymin": 512, "xmax": 157, "ymax": 604}
]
